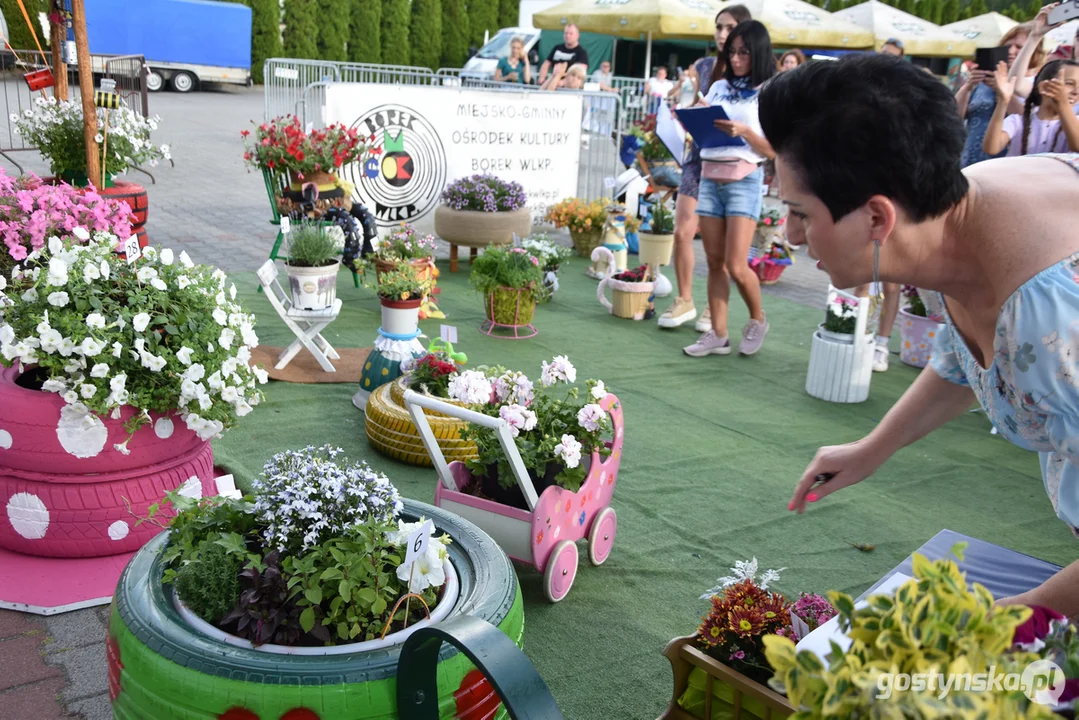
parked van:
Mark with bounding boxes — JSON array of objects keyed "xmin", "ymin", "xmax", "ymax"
[{"xmin": 460, "ymin": 27, "xmax": 543, "ymax": 81}]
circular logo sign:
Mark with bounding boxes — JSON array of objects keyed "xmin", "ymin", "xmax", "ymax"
[
  {"xmin": 1022, "ymin": 659, "xmax": 1066, "ymax": 706},
  {"xmin": 346, "ymin": 104, "xmax": 446, "ymax": 228}
]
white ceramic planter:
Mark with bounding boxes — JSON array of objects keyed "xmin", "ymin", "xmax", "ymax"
[
  {"xmin": 174, "ymin": 557, "xmax": 458, "ymax": 656},
  {"xmin": 380, "ymin": 299, "xmax": 422, "ymax": 336},
  {"xmin": 805, "ymin": 330, "xmax": 874, "ymax": 403},
  {"xmin": 638, "ymin": 233, "xmax": 674, "ymax": 268},
  {"xmin": 285, "ymin": 261, "xmax": 339, "ymax": 311}
]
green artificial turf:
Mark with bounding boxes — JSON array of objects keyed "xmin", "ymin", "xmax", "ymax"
[{"xmin": 215, "ymin": 257, "xmax": 1075, "ymax": 719}]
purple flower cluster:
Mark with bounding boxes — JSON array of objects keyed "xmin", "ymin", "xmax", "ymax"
[
  {"xmin": 441, "ymin": 173, "xmax": 527, "ymax": 213},
  {"xmin": 0, "ymin": 169, "xmax": 133, "ymax": 262},
  {"xmin": 776, "ymin": 593, "xmax": 836, "ymax": 641}
]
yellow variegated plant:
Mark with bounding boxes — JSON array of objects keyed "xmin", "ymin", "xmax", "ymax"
[{"xmin": 763, "ymin": 543, "xmax": 1059, "ymax": 719}]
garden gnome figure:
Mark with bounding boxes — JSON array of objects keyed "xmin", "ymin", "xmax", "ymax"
[{"xmin": 588, "ymin": 204, "xmax": 629, "ymax": 280}]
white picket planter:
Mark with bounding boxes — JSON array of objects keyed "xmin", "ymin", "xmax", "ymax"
[{"xmin": 806, "ymin": 286, "xmax": 874, "ymax": 403}]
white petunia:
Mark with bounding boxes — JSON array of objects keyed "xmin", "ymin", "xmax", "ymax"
[
  {"xmin": 90, "ymin": 363, "xmax": 109, "ymax": 378},
  {"xmin": 72, "ymin": 227, "xmax": 90, "ymax": 241},
  {"xmin": 176, "ymin": 275, "xmax": 191, "ymax": 289},
  {"xmin": 150, "ymin": 278, "xmax": 167, "ymax": 291},
  {"xmin": 240, "ymin": 323, "xmax": 258, "ymax": 348},
  {"xmin": 86, "ymin": 313, "xmax": 106, "ymax": 330},
  {"xmin": 229, "ymin": 283, "xmax": 237, "ymax": 300},
  {"xmin": 0, "ymin": 275, "xmax": 5, "ymax": 291},
  {"xmin": 111, "ymin": 342, "xmax": 123, "ymax": 358},
  {"xmin": 235, "ymin": 400, "xmax": 253, "ymax": 417},
  {"xmin": 100, "ymin": 260, "xmax": 110, "ymax": 280},
  {"xmin": 140, "ymin": 352, "xmax": 167, "ymax": 372},
  {"xmin": 132, "ymin": 313, "xmax": 151, "ymax": 332},
  {"xmin": 215, "ymin": 291, "xmax": 226, "ymax": 305},
  {"xmin": 219, "ymin": 328, "xmax": 235, "ymax": 349},
  {"xmin": 83, "ymin": 262, "xmax": 101, "ymax": 283},
  {"xmin": 178, "ymin": 251, "xmax": 194, "ymax": 268},
  {"xmin": 42, "ymin": 379, "xmax": 66, "ymax": 393},
  {"xmin": 136, "ymin": 266, "xmax": 158, "ymax": 283},
  {"xmin": 61, "ymin": 390, "xmax": 79, "ymax": 404},
  {"xmin": 183, "ymin": 363, "xmax": 205, "ymax": 382},
  {"xmin": 176, "ymin": 346, "xmax": 194, "ymax": 366},
  {"xmin": 21, "ymin": 287, "xmax": 38, "ymax": 303},
  {"xmin": 159, "ymin": 248, "xmax": 174, "ymax": 265},
  {"xmin": 253, "ymin": 367, "xmax": 269, "ymax": 384},
  {"xmin": 39, "ymin": 328, "xmax": 63, "ymax": 352},
  {"xmin": 80, "ymin": 383, "xmax": 97, "ymax": 399},
  {"xmin": 56, "ymin": 337, "xmax": 77, "ymax": 357},
  {"xmin": 47, "ymin": 291, "xmax": 69, "ymax": 307},
  {"xmin": 80, "ymin": 337, "xmax": 106, "ymax": 357},
  {"xmin": 221, "ymin": 386, "xmax": 239, "ymax": 402},
  {"xmin": 0, "ymin": 325, "xmax": 16, "ymax": 345},
  {"xmin": 212, "ymin": 308, "xmax": 227, "ymax": 325}
]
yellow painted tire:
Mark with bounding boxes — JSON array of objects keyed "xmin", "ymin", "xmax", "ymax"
[{"xmin": 365, "ymin": 380, "xmax": 478, "ymax": 467}]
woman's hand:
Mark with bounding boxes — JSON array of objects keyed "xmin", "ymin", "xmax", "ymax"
[
  {"xmin": 714, "ymin": 119, "xmax": 750, "ymax": 137},
  {"xmin": 965, "ymin": 69, "xmax": 989, "ymax": 89},
  {"xmin": 1031, "ymin": 3, "xmax": 1062, "ymax": 39},
  {"xmin": 992, "ymin": 61, "xmax": 1015, "ymax": 102},
  {"xmin": 788, "ymin": 438, "xmax": 887, "ymax": 514}
]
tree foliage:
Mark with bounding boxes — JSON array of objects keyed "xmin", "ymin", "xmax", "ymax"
[
  {"xmin": 441, "ymin": 0, "xmax": 471, "ymax": 67},
  {"xmin": 349, "ymin": 0, "xmax": 382, "ymax": 63},
  {"xmin": 381, "ymin": 0, "xmax": 411, "ymax": 66},
  {"xmin": 316, "ymin": 0, "xmax": 349, "ymax": 62},
  {"xmin": 283, "ymin": 0, "xmax": 319, "ymax": 60},
  {"xmin": 469, "ymin": 0, "xmax": 500, "ymax": 49},
  {"xmin": 409, "ymin": 0, "xmax": 443, "ymax": 70}
]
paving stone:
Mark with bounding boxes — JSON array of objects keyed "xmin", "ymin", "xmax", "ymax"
[
  {"xmin": 68, "ymin": 692, "xmax": 113, "ymax": 720},
  {"xmin": 0, "ymin": 635, "xmax": 61, "ymax": 691},
  {"xmin": 44, "ymin": 644, "xmax": 108, "ymax": 702},
  {"xmin": 0, "ymin": 609, "xmax": 45, "ymax": 640},
  {"xmin": 43, "ymin": 610, "xmax": 105, "ymax": 654},
  {"xmin": 0, "ymin": 676, "xmax": 73, "ymax": 720}
]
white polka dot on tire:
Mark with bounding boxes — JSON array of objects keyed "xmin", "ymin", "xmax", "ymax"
[
  {"xmin": 0, "ymin": 429, "xmax": 11, "ymax": 449},
  {"xmin": 55, "ymin": 404, "xmax": 108, "ymax": 458},
  {"xmin": 7, "ymin": 492, "xmax": 49, "ymax": 539},
  {"xmin": 154, "ymin": 417, "xmax": 174, "ymax": 439},
  {"xmin": 108, "ymin": 520, "xmax": 130, "ymax": 540}
]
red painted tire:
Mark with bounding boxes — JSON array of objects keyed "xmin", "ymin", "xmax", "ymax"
[
  {"xmin": 100, "ymin": 181, "xmax": 149, "ymax": 248},
  {"xmin": 0, "ymin": 366, "xmax": 203, "ymax": 475},
  {"xmin": 0, "ymin": 440, "xmax": 216, "ymax": 558}
]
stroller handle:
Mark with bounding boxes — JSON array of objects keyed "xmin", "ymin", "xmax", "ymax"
[{"xmin": 403, "ymin": 390, "xmax": 540, "ymax": 511}]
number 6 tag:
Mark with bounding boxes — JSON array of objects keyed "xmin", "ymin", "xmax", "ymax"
[{"xmin": 404, "ymin": 519, "xmax": 434, "ymax": 568}]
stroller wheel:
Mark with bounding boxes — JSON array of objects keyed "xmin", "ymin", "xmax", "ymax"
[{"xmin": 543, "ymin": 540, "xmax": 578, "ymax": 603}]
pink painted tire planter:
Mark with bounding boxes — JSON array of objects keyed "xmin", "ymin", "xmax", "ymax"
[
  {"xmin": 0, "ymin": 366, "xmax": 217, "ymax": 558},
  {"xmin": 898, "ymin": 306, "xmax": 945, "ymax": 369}
]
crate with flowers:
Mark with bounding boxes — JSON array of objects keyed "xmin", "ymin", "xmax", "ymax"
[
  {"xmin": 659, "ymin": 560, "xmax": 834, "ymax": 720},
  {"xmin": 748, "ymin": 209, "xmax": 791, "ymax": 286}
]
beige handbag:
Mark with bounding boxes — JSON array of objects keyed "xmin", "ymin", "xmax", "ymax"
[{"xmin": 701, "ymin": 158, "xmax": 759, "ymax": 183}]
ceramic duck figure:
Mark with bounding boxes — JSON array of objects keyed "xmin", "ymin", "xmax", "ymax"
[{"xmin": 588, "ymin": 205, "xmax": 629, "ymax": 280}]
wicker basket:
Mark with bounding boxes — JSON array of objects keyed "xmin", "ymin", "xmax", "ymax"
[
  {"xmin": 598, "ymin": 275, "xmax": 655, "ymax": 320},
  {"xmin": 364, "ymin": 378, "xmax": 478, "ymax": 467},
  {"xmin": 569, "ymin": 228, "xmax": 603, "ymax": 258}
]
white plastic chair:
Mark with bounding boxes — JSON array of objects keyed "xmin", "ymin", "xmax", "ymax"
[{"xmin": 256, "ymin": 260, "xmax": 342, "ymax": 373}]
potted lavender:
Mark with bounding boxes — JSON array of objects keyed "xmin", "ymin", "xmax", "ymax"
[{"xmin": 433, "ymin": 174, "xmax": 532, "ymax": 272}]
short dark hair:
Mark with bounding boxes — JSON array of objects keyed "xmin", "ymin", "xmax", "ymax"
[
  {"xmin": 758, "ymin": 54, "xmax": 969, "ymax": 223},
  {"xmin": 723, "ymin": 20, "xmax": 776, "ymax": 87}
]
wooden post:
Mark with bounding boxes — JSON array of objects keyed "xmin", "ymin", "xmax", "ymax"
[
  {"xmin": 50, "ymin": 2, "xmax": 68, "ymax": 99},
  {"xmin": 70, "ymin": 0, "xmax": 100, "ymax": 188}
]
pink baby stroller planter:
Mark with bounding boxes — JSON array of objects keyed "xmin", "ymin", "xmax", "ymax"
[{"xmin": 404, "ymin": 389, "xmax": 624, "ymax": 603}]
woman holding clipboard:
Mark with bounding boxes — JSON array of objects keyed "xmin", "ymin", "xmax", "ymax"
[
  {"xmin": 682, "ymin": 20, "xmax": 777, "ymax": 358},
  {"xmin": 657, "ymin": 4, "xmax": 752, "ymax": 331}
]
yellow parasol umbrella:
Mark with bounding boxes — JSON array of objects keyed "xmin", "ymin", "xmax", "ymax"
[
  {"xmin": 942, "ymin": 12, "xmax": 1018, "ymax": 49},
  {"xmin": 715, "ymin": 0, "xmax": 875, "ymax": 49},
  {"xmin": 533, "ymin": 0, "xmax": 730, "ymax": 41},
  {"xmin": 834, "ymin": 0, "xmax": 977, "ymax": 57}
]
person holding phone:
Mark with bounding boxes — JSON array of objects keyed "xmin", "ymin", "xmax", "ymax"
[
  {"xmin": 683, "ymin": 20, "xmax": 776, "ymax": 358},
  {"xmin": 956, "ymin": 24, "xmax": 1038, "ymax": 167},
  {"xmin": 495, "ymin": 36, "xmax": 531, "ymax": 85},
  {"xmin": 765, "ymin": 54, "xmax": 1079, "ymax": 618},
  {"xmin": 983, "ymin": 58, "xmax": 1079, "ymax": 157}
]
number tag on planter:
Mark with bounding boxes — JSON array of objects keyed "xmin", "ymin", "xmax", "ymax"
[
  {"xmin": 280, "ymin": 216, "xmax": 291, "ymax": 234},
  {"xmin": 440, "ymin": 325, "xmax": 457, "ymax": 343},
  {"xmin": 124, "ymin": 238, "xmax": 142, "ymax": 263},
  {"xmin": 404, "ymin": 519, "xmax": 435, "ymax": 568}
]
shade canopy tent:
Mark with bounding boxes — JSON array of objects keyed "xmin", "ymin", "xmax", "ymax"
[
  {"xmin": 715, "ymin": 0, "xmax": 874, "ymax": 49},
  {"xmin": 834, "ymin": 0, "xmax": 976, "ymax": 57},
  {"xmin": 943, "ymin": 12, "xmax": 1018, "ymax": 49},
  {"xmin": 533, "ymin": 0, "xmax": 875, "ymax": 78}
]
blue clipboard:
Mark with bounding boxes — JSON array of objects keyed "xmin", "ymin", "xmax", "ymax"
[{"xmin": 674, "ymin": 106, "xmax": 747, "ymax": 148}]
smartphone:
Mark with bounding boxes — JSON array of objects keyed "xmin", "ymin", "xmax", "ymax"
[
  {"xmin": 975, "ymin": 45, "xmax": 1009, "ymax": 71},
  {"xmin": 1049, "ymin": 0, "xmax": 1079, "ymax": 25}
]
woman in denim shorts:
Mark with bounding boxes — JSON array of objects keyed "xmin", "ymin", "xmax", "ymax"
[
  {"xmin": 684, "ymin": 20, "xmax": 776, "ymax": 358},
  {"xmin": 657, "ymin": 5, "xmax": 752, "ymax": 331}
]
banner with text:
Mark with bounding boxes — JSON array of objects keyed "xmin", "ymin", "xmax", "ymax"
[{"xmin": 324, "ymin": 83, "xmax": 583, "ymax": 235}]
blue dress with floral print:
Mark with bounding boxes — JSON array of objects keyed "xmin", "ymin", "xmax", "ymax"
[{"xmin": 930, "ymin": 153, "xmax": 1079, "ymax": 537}]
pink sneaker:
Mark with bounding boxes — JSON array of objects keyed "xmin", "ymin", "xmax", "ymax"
[
  {"xmin": 683, "ymin": 330, "xmax": 731, "ymax": 357},
  {"xmin": 739, "ymin": 313, "xmax": 769, "ymax": 356}
]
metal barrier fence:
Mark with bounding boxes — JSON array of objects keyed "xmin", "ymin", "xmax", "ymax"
[
  {"xmin": 0, "ymin": 50, "xmax": 149, "ymax": 172},
  {"xmin": 270, "ymin": 58, "xmax": 640, "ymax": 203}
]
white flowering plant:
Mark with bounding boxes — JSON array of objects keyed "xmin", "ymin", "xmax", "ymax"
[
  {"xmin": 12, "ymin": 96, "xmax": 170, "ymax": 180},
  {"xmin": 0, "ymin": 232, "xmax": 267, "ymax": 443},
  {"xmin": 150, "ymin": 446, "xmax": 453, "ymax": 647},
  {"xmin": 450, "ymin": 356, "xmax": 612, "ymax": 494}
]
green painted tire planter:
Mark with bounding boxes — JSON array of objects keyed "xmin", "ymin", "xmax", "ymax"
[{"xmin": 108, "ymin": 499, "xmax": 525, "ymax": 720}]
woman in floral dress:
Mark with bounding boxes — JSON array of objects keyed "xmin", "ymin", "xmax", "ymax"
[{"xmin": 763, "ymin": 54, "xmax": 1079, "ymax": 617}]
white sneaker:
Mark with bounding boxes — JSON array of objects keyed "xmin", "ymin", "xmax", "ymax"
[
  {"xmin": 694, "ymin": 306, "xmax": 712, "ymax": 333},
  {"xmin": 683, "ymin": 330, "xmax": 731, "ymax": 357},
  {"xmin": 873, "ymin": 343, "xmax": 889, "ymax": 372}
]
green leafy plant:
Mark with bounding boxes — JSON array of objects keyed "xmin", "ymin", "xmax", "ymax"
[
  {"xmin": 285, "ymin": 223, "xmax": 340, "ymax": 268},
  {"xmin": 520, "ymin": 234, "xmax": 572, "ymax": 273},
  {"xmin": 223, "ymin": 549, "xmax": 313, "ymax": 645},
  {"xmin": 173, "ymin": 541, "xmax": 243, "ymax": 625},
  {"xmin": 903, "ymin": 284, "xmax": 927, "ymax": 317},
  {"xmin": 647, "ymin": 201, "xmax": 674, "ymax": 235},
  {"xmin": 470, "ymin": 246, "xmax": 544, "ymax": 301},
  {"xmin": 764, "ymin": 543, "xmax": 1054, "ymax": 718},
  {"xmin": 377, "ymin": 265, "xmax": 429, "ymax": 302},
  {"xmin": 0, "ymin": 234, "xmax": 267, "ymax": 442}
]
